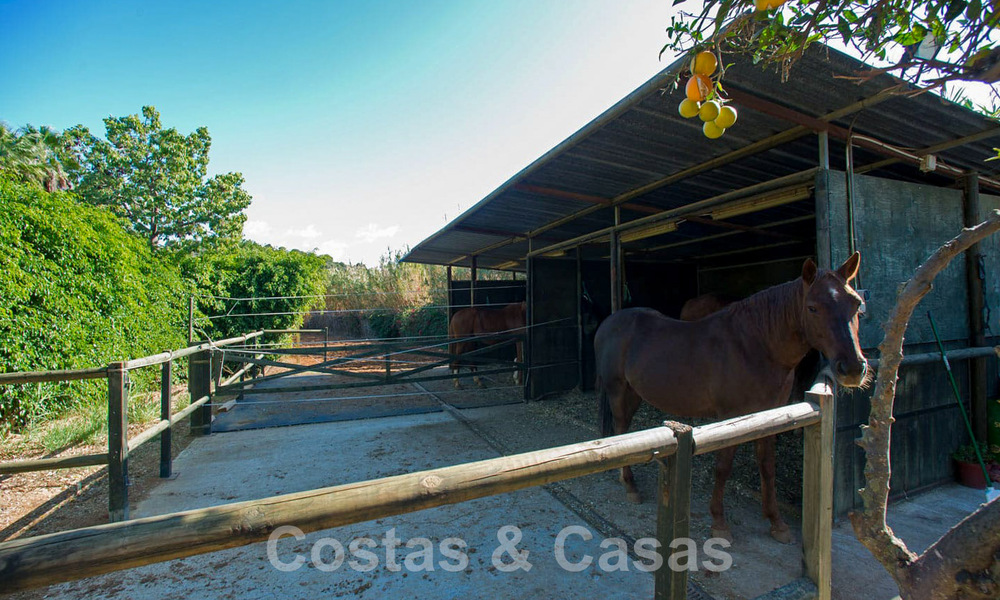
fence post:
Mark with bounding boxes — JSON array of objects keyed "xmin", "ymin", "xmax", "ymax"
[
  {"xmin": 384, "ymin": 353, "xmax": 391, "ymax": 381},
  {"xmin": 189, "ymin": 346, "xmax": 212, "ymax": 436},
  {"xmin": 160, "ymin": 360, "xmax": 172, "ymax": 478},
  {"xmin": 655, "ymin": 421, "xmax": 693, "ymax": 600},
  {"xmin": 324, "ymin": 327, "xmax": 329, "ymax": 364},
  {"xmin": 107, "ymin": 362, "xmax": 129, "ymax": 522},
  {"xmin": 802, "ymin": 380, "xmax": 834, "ymax": 600},
  {"xmin": 188, "ymin": 296, "xmax": 195, "ymax": 344},
  {"xmin": 213, "ymin": 349, "xmax": 224, "ymax": 389}
]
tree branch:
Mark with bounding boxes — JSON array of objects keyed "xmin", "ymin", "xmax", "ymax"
[{"xmin": 850, "ymin": 208, "xmax": 1000, "ymax": 597}]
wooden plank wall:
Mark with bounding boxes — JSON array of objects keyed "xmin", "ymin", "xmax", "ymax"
[
  {"xmin": 823, "ymin": 171, "xmax": 1000, "ymax": 515},
  {"xmin": 529, "ymin": 258, "xmax": 579, "ymax": 398}
]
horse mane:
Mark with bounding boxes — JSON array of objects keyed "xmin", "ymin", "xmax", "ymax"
[{"xmin": 723, "ymin": 278, "xmax": 805, "ymax": 342}]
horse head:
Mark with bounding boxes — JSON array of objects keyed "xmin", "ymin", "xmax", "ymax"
[{"xmin": 800, "ymin": 252, "xmax": 869, "ymax": 388}]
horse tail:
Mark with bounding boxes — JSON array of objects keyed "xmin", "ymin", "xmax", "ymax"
[{"xmin": 597, "ymin": 376, "xmax": 615, "ymax": 438}]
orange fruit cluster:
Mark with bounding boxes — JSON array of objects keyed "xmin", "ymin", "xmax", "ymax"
[
  {"xmin": 755, "ymin": 0, "xmax": 787, "ymax": 10},
  {"xmin": 677, "ymin": 51, "xmax": 739, "ymax": 139}
]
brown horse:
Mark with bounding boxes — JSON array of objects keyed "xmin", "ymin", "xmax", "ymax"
[
  {"xmin": 679, "ymin": 293, "xmax": 740, "ymax": 321},
  {"xmin": 595, "ymin": 254, "xmax": 868, "ymax": 543},
  {"xmin": 681, "ymin": 292, "xmax": 823, "ymax": 411},
  {"xmin": 449, "ymin": 302, "xmax": 526, "ymax": 387}
]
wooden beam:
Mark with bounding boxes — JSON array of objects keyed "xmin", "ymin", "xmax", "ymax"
[
  {"xmin": 0, "ymin": 453, "xmax": 107, "ymax": 476},
  {"xmin": 440, "ymin": 87, "xmax": 901, "ymax": 263},
  {"xmin": 964, "ymin": 173, "xmax": 988, "ymax": 442},
  {"xmin": 684, "ymin": 215, "xmax": 798, "ymax": 239},
  {"xmin": 855, "ymin": 126, "xmax": 1000, "ymax": 175},
  {"xmin": 0, "ymin": 401, "xmax": 822, "ymax": 593},
  {"xmin": 727, "ymin": 87, "xmax": 1000, "ymax": 190}
]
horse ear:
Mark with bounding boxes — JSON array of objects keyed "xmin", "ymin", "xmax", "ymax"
[
  {"xmin": 802, "ymin": 258, "xmax": 817, "ymax": 285},
  {"xmin": 836, "ymin": 252, "xmax": 861, "ymax": 283}
]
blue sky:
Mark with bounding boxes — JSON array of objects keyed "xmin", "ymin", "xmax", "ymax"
[{"xmin": 1, "ymin": 0, "xmax": 674, "ymax": 264}]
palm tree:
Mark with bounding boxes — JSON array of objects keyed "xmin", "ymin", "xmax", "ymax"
[{"xmin": 0, "ymin": 123, "xmax": 73, "ymax": 191}]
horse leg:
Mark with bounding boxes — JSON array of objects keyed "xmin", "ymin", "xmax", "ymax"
[
  {"xmin": 450, "ymin": 342, "xmax": 462, "ymax": 389},
  {"xmin": 513, "ymin": 340, "xmax": 523, "ymax": 385},
  {"xmin": 756, "ymin": 436, "xmax": 792, "ymax": 544},
  {"xmin": 710, "ymin": 446, "xmax": 738, "ymax": 542},
  {"xmin": 613, "ymin": 386, "xmax": 643, "ymax": 504}
]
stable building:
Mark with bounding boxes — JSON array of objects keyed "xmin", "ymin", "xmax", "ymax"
[{"xmin": 403, "ymin": 44, "xmax": 1000, "ymax": 515}]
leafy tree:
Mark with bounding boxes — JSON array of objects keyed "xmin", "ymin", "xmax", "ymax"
[
  {"xmin": 65, "ymin": 106, "xmax": 251, "ymax": 250},
  {"xmin": 663, "ymin": 0, "xmax": 1000, "ymax": 93},
  {"xmin": 0, "ymin": 177, "xmax": 188, "ymax": 427},
  {"xmin": 180, "ymin": 241, "xmax": 328, "ymax": 340}
]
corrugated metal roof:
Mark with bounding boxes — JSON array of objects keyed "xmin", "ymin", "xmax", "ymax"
[{"xmin": 403, "ymin": 44, "xmax": 1000, "ymax": 270}]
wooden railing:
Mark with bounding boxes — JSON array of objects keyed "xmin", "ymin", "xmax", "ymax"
[
  {"xmin": 0, "ymin": 331, "xmax": 267, "ymax": 520},
  {"xmin": 0, "ymin": 378, "xmax": 835, "ymax": 600}
]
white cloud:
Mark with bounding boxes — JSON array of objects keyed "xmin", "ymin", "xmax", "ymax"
[
  {"xmin": 316, "ymin": 239, "xmax": 349, "ymax": 261},
  {"xmin": 243, "ymin": 219, "xmax": 272, "ymax": 237},
  {"xmin": 355, "ymin": 223, "xmax": 400, "ymax": 243},
  {"xmin": 285, "ymin": 224, "xmax": 322, "ymax": 240}
]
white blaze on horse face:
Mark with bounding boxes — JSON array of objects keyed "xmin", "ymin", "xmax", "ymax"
[{"xmin": 804, "ymin": 274, "xmax": 866, "ymax": 387}]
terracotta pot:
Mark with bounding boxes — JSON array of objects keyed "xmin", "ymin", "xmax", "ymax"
[{"xmin": 955, "ymin": 459, "xmax": 988, "ymax": 490}]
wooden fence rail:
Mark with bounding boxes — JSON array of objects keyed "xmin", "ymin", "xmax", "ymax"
[{"xmin": 0, "ymin": 399, "xmax": 827, "ymax": 595}]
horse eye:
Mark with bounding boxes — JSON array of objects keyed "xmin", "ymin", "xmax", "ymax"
[{"xmin": 807, "ymin": 305, "xmax": 818, "ymax": 314}]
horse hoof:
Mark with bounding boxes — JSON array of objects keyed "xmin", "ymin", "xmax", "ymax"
[
  {"xmin": 770, "ymin": 526, "xmax": 793, "ymax": 545},
  {"xmin": 710, "ymin": 527, "xmax": 733, "ymax": 543},
  {"xmin": 627, "ymin": 491, "xmax": 643, "ymax": 504}
]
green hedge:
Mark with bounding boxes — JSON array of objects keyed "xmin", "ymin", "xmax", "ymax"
[
  {"xmin": 180, "ymin": 242, "xmax": 328, "ymax": 340},
  {"xmin": 0, "ymin": 178, "xmax": 188, "ymax": 426}
]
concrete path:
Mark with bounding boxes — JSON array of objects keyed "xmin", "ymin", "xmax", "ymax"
[
  {"xmin": 9, "ymin": 397, "xmax": 989, "ymax": 600},
  {"xmin": 14, "ymin": 412, "xmax": 655, "ymax": 600}
]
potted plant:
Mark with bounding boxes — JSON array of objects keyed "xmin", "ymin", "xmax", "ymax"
[{"xmin": 952, "ymin": 441, "xmax": 998, "ymax": 489}]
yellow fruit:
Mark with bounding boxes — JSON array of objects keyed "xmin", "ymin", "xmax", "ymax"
[
  {"xmin": 756, "ymin": 0, "xmax": 787, "ymax": 9},
  {"xmin": 714, "ymin": 105, "xmax": 738, "ymax": 129},
  {"xmin": 690, "ymin": 51, "xmax": 718, "ymax": 76},
  {"xmin": 678, "ymin": 98, "xmax": 701, "ymax": 119},
  {"xmin": 685, "ymin": 74, "xmax": 712, "ymax": 102},
  {"xmin": 703, "ymin": 121, "xmax": 725, "ymax": 139},
  {"xmin": 699, "ymin": 100, "xmax": 721, "ymax": 122}
]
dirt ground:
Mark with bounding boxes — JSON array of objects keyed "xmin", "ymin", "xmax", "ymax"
[{"xmin": 0, "ymin": 416, "xmax": 197, "ymax": 541}]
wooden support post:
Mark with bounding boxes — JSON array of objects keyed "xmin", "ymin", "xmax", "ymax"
[
  {"xmin": 212, "ymin": 349, "xmax": 224, "ymax": 390},
  {"xmin": 323, "ymin": 327, "xmax": 329, "ymax": 364},
  {"xmin": 964, "ymin": 172, "xmax": 988, "ymax": 442},
  {"xmin": 610, "ymin": 206, "xmax": 622, "ymax": 314},
  {"xmin": 159, "ymin": 361, "xmax": 172, "ymax": 479},
  {"xmin": 470, "ymin": 255, "xmax": 478, "ymax": 308},
  {"xmin": 655, "ymin": 421, "xmax": 693, "ymax": 600},
  {"xmin": 188, "ymin": 346, "xmax": 212, "ymax": 436},
  {"xmin": 524, "ymin": 240, "xmax": 534, "ymax": 400},
  {"xmin": 384, "ymin": 353, "xmax": 391, "ymax": 381},
  {"xmin": 817, "ymin": 131, "xmax": 829, "ymax": 170},
  {"xmin": 188, "ymin": 296, "xmax": 195, "ymax": 344},
  {"xmin": 814, "ymin": 171, "xmax": 832, "ymax": 269},
  {"xmin": 802, "ymin": 380, "xmax": 834, "ymax": 600},
  {"xmin": 107, "ymin": 362, "xmax": 129, "ymax": 522},
  {"xmin": 447, "ymin": 265, "xmax": 454, "ymax": 324},
  {"xmin": 576, "ymin": 246, "xmax": 584, "ymax": 391}
]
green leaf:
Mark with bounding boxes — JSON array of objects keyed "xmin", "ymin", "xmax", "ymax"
[
  {"xmin": 966, "ymin": 0, "xmax": 982, "ymax": 20},
  {"xmin": 838, "ymin": 18, "xmax": 853, "ymax": 44},
  {"xmin": 944, "ymin": 0, "xmax": 968, "ymax": 22}
]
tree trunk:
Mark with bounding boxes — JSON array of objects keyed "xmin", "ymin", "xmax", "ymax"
[{"xmin": 850, "ymin": 209, "xmax": 1000, "ymax": 599}]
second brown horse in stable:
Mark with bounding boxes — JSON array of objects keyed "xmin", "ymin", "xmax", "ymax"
[
  {"xmin": 449, "ymin": 302, "xmax": 526, "ymax": 387},
  {"xmin": 595, "ymin": 254, "xmax": 868, "ymax": 543}
]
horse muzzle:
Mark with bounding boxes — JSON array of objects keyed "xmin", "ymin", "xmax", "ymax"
[{"xmin": 834, "ymin": 358, "xmax": 869, "ymax": 388}]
